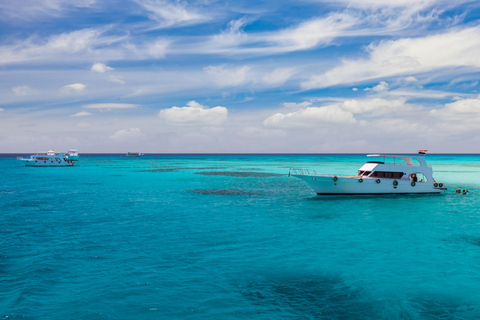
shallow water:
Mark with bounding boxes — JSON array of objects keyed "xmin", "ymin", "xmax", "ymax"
[{"xmin": 1, "ymin": 154, "xmax": 480, "ymax": 319}]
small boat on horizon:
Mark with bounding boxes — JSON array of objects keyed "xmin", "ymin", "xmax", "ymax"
[
  {"xmin": 17, "ymin": 150, "xmax": 75, "ymax": 167},
  {"xmin": 290, "ymin": 151, "xmax": 447, "ymax": 195},
  {"xmin": 65, "ymin": 149, "xmax": 80, "ymax": 161},
  {"xmin": 126, "ymin": 152, "xmax": 144, "ymax": 157}
]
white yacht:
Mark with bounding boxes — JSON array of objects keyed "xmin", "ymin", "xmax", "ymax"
[
  {"xmin": 290, "ymin": 151, "xmax": 447, "ymax": 195},
  {"xmin": 17, "ymin": 150, "xmax": 75, "ymax": 167},
  {"xmin": 65, "ymin": 149, "xmax": 80, "ymax": 161},
  {"xmin": 126, "ymin": 152, "xmax": 143, "ymax": 157}
]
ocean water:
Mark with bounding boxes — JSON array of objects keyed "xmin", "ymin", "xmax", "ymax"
[{"xmin": 1, "ymin": 154, "xmax": 480, "ymax": 319}]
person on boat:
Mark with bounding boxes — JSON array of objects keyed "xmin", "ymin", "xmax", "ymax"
[{"xmin": 410, "ymin": 174, "xmax": 418, "ymax": 182}]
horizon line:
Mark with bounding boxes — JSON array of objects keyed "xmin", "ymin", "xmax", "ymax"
[{"xmin": 2, "ymin": 152, "xmax": 480, "ymax": 155}]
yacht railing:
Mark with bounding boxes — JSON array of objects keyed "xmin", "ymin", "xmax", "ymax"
[
  {"xmin": 289, "ymin": 168, "xmax": 353, "ymax": 178},
  {"xmin": 366, "ymin": 162, "xmax": 431, "ymax": 168}
]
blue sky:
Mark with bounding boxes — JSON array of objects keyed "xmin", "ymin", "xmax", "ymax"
[{"xmin": 1, "ymin": 0, "xmax": 480, "ymax": 153}]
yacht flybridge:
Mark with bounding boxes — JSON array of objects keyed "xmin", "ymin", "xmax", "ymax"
[{"xmin": 290, "ymin": 151, "xmax": 447, "ymax": 195}]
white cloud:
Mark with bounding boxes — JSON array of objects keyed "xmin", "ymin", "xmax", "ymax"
[
  {"xmin": 12, "ymin": 85, "xmax": 33, "ymax": 96},
  {"xmin": 446, "ymin": 97, "xmax": 480, "ymax": 113},
  {"xmin": 303, "ymin": 25, "xmax": 480, "ymax": 89},
  {"xmin": 283, "ymin": 101, "xmax": 313, "ymax": 109},
  {"xmin": 0, "ymin": 108, "xmax": 4, "ymax": 112},
  {"xmin": 264, "ymin": 97, "xmax": 414, "ymax": 130},
  {"xmin": 91, "ymin": 62, "xmax": 113, "ymax": 73},
  {"xmin": 405, "ymin": 76, "xmax": 418, "ymax": 82},
  {"xmin": 108, "ymin": 75, "xmax": 125, "ymax": 84},
  {"xmin": 71, "ymin": 0, "xmax": 96, "ymax": 7},
  {"xmin": 147, "ymin": 39, "xmax": 169, "ymax": 58},
  {"xmin": 0, "ymin": 0, "xmax": 97, "ymax": 22},
  {"xmin": 207, "ymin": 18, "xmax": 249, "ymax": 53},
  {"xmin": 341, "ymin": 98, "xmax": 407, "ymax": 115},
  {"xmin": 388, "ymin": 89, "xmax": 460, "ymax": 99},
  {"xmin": 321, "ymin": 0, "xmax": 474, "ymax": 10},
  {"xmin": 260, "ymin": 95, "xmax": 480, "ymax": 148},
  {"xmin": 122, "ymin": 38, "xmax": 170, "ymax": 59},
  {"xmin": 370, "ymin": 117, "xmax": 426, "ymax": 135},
  {"xmin": 317, "ymin": 0, "xmax": 425, "ymax": 10},
  {"xmin": 205, "ymin": 65, "xmax": 251, "ymax": 87},
  {"xmin": 262, "ymin": 68, "xmax": 296, "ymax": 86},
  {"xmin": 190, "ymin": 0, "xmax": 457, "ymax": 58},
  {"xmin": 313, "ymin": 0, "xmax": 474, "ymax": 37},
  {"xmin": 199, "ymin": 13, "xmax": 360, "ymax": 56},
  {"xmin": 269, "ymin": 13, "xmax": 359, "ymax": 51},
  {"xmin": 60, "ymin": 83, "xmax": 86, "ymax": 94},
  {"xmin": 427, "ymin": 97, "xmax": 480, "ymax": 132},
  {"xmin": 203, "ymin": 65, "xmax": 299, "ymax": 89},
  {"xmin": 159, "ymin": 100, "xmax": 228, "ymax": 125},
  {"xmin": 0, "ymin": 28, "xmax": 171, "ymax": 66},
  {"xmin": 83, "ymin": 103, "xmax": 139, "ymax": 109},
  {"xmin": 364, "ymin": 81, "xmax": 389, "ymax": 92},
  {"xmin": 45, "ymin": 29, "xmax": 106, "ymax": 53},
  {"xmin": 352, "ymin": 88, "xmax": 358, "ymax": 91},
  {"xmin": 0, "ymin": 27, "xmax": 126, "ymax": 64},
  {"xmin": 109, "ymin": 128, "xmax": 145, "ymax": 140},
  {"xmin": 72, "ymin": 111, "xmax": 92, "ymax": 117},
  {"xmin": 0, "ymin": 28, "xmax": 110, "ymax": 65},
  {"xmin": 133, "ymin": 0, "xmax": 209, "ymax": 28},
  {"xmin": 431, "ymin": 97, "xmax": 480, "ymax": 117},
  {"xmin": 264, "ymin": 105, "xmax": 356, "ymax": 128}
]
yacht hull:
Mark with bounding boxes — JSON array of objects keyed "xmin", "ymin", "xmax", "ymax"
[
  {"xmin": 293, "ymin": 175, "xmax": 447, "ymax": 195},
  {"xmin": 23, "ymin": 163, "xmax": 74, "ymax": 167},
  {"xmin": 22, "ymin": 160, "xmax": 74, "ymax": 167}
]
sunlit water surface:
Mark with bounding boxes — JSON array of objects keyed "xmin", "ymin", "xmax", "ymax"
[{"xmin": 1, "ymin": 154, "xmax": 480, "ymax": 319}]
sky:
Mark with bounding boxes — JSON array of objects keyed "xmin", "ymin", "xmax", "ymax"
[{"xmin": 1, "ymin": 0, "xmax": 480, "ymax": 153}]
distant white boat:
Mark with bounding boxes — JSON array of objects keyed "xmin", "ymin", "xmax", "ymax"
[
  {"xmin": 126, "ymin": 152, "xmax": 143, "ymax": 157},
  {"xmin": 17, "ymin": 150, "xmax": 75, "ymax": 167},
  {"xmin": 290, "ymin": 151, "xmax": 447, "ymax": 195},
  {"xmin": 65, "ymin": 149, "xmax": 80, "ymax": 161}
]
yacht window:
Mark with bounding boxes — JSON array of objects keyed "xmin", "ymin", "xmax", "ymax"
[
  {"xmin": 375, "ymin": 172, "xmax": 385, "ymax": 178},
  {"xmin": 393, "ymin": 172, "xmax": 404, "ymax": 179},
  {"xmin": 371, "ymin": 171, "xmax": 404, "ymax": 179}
]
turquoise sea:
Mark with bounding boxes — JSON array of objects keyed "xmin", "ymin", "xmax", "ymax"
[{"xmin": 1, "ymin": 154, "xmax": 480, "ymax": 319}]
